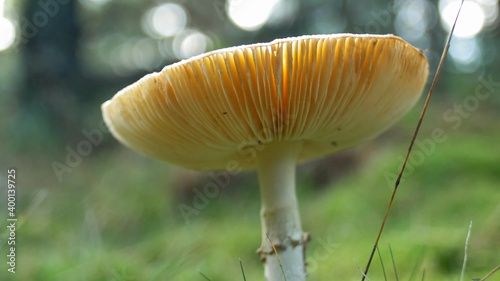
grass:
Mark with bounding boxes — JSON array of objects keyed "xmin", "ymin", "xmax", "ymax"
[{"xmin": 1, "ymin": 109, "xmax": 499, "ymax": 281}]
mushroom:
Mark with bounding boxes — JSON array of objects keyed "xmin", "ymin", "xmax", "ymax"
[{"xmin": 101, "ymin": 34, "xmax": 428, "ymax": 281}]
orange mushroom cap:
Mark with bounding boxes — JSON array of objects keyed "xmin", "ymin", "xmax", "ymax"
[{"xmin": 102, "ymin": 34, "xmax": 429, "ymax": 170}]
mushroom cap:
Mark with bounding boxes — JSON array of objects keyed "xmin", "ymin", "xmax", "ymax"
[{"xmin": 102, "ymin": 34, "xmax": 428, "ymax": 170}]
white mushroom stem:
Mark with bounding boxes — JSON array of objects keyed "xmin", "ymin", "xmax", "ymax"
[{"xmin": 256, "ymin": 141, "xmax": 308, "ymax": 281}]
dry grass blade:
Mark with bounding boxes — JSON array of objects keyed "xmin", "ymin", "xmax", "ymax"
[
  {"xmin": 266, "ymin": 234, "xmax": 287, "ymax": 281},
  {"xmin": 360, "ymin": 1, "xmax": 465, "ymax": 280},
  {"xmin": 479, "ymin": 264, "xmax": 500, "ymax": 281}
]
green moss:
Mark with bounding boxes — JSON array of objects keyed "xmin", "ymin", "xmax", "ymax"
[{"xmin": 4, "ymin": 111, "xmax": 499, "ymax": 281}]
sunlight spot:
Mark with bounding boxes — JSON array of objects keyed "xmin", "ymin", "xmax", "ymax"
[
  {"xmin": 132, "ymin": 38, "xmax": 158, "ymax": 70},
  {"xmin": 439, "ymin": 0, "xmax": 485, "ymax": 38},
  {"xmin": 267, "ymin": 0, "xmax": 298, "ymax": 27},
  {"xmin": 226, "ymin": 0, "xmax": 280, "ymax": 31},
  {"xmin": 477, "ymin": 0, "xmax": 499, "ymax": 32},
  {"xmin": 449, "ymin": 38, "xmax": 482, "ymax": 72},
  {"xmin": 143, "ymin": 3, "xmax": 187, "ymax": 38},
  {"xmin": 0, "ymin": 17, "xmax": 15, "ymax": 51},
  {"xmin": 395, "ymin": 1, "xmax": 429, "ymax": 42},
  {"xmin": 173, "ymin": 30, "xmax": 211, "ymax": 59}
]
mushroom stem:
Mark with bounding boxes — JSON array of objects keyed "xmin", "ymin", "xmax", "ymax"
[{"xmin": 256, "ymin": 141, "xmax": 307, "ymax": 281}]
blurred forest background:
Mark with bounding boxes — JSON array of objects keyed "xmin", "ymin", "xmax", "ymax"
[{"xmin": 0, "ymin": 0, "xmax": 499, "ymax": 280}]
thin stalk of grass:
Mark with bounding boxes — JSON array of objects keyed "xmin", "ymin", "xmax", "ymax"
[
  {"xmin": 239, "ymin": 258, "xmax": 247, "ymax": 281},
  {"xmin": 408, "ymin": 247, "xmax": 426, "ymax": 281},
  {"xmin": 388, "ymin": 245, "xmax": 399, "ymax": 281},
  {"xmin": 355, "ymin": 259, "xmax": 371, "ymax": 281},
  {"xmin": 376, "ymin": 246, "xmax": 387, "ymax": 281},
  {"xmin": 460, "ymin": 221, "xmax": 473, "ymax": 281},
  {"xmin": 199, "ymin": 272, "xmax": 211, "ymax": 280},
  {"xmin": 267, "ymin": 234, "xmax": 287, "ymax": 281},
  {"xmin": 360, "ymin": 1, "xmax": 465, "ymax": 279},
  {"xmin": 421, "ymin": 269, "xmax": 425, "ymax": 281}
]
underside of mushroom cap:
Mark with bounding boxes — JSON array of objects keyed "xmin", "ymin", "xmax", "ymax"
[{"xmin": 102, "ymin": 34, "xmax": 429, "ymax": 170}]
